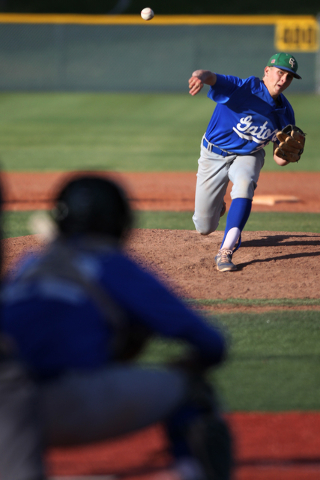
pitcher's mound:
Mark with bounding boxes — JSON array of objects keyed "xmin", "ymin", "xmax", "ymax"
[{"xmin": 3, "ymin": 230, "xmax": 320, "ymax": 305}]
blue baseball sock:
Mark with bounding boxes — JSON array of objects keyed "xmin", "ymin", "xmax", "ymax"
[{"xmin": 220, "ymin": 198, "xmax": 252, "ymax": 250}]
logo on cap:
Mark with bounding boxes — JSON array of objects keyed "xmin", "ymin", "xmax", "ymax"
[
  {"xmin": 271, "ymin": 59, "xmax": 275, "ymax": 64},
  {"xmin": 289, "ymin": 58, "xmax": 295, "ymax": 68}
]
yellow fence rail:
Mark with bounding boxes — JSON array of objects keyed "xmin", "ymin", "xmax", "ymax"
[{"xmin": 0, "ymin": 13, "xmax": 317, "ymax": 25}]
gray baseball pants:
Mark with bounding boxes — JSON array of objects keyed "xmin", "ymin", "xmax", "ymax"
[
  {"xmin": 192, "ymin": 141, "xmax": 265, "ymax": 235},
  {"xmin": 0, "ymin": 362, "xmax": 189, "ymax": 480},
  {"xmin": 0, "ymin": 360, "xmax": 45, "ymax": 480}
]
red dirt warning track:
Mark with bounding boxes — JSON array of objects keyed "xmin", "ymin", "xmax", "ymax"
[
  {"xmin": 46, "ymin": 413, "xmax": 320, "ymax": 480},
  {"xmin": 2, "ymin": 171, "xmax": 320, "ymax": 212}
]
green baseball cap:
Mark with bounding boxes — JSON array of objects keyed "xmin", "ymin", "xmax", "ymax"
[{"xmin": 267, "ymin": 52, "xmax": 301, "ymax": 79}]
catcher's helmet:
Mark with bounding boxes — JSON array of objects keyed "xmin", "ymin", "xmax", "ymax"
[{"xmin": 52, "ymin": 175, "xmax": 133, "ymax": 239}]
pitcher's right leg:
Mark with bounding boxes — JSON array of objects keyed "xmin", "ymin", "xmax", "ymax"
[{"xmin": 192, "ymin": 153, "xmax": 230, "ymax": 235}]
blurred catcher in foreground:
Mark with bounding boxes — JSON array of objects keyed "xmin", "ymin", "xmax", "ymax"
[{"xmin": 0, "ymin": 174, "xmax": 232, "ymax": 480}]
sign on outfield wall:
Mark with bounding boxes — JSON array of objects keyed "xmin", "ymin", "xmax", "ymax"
[{"xmin": 275, "ymin": 19, "xmax": 319, "ymax": 52}]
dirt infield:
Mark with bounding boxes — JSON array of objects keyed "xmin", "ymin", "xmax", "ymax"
[
  {"xmin": 3, "ymin": 171, "xmax": 320, "ymax": 308},
  {"xmin": 2, "ymin": 171, "xmax": 320, "ymax": 212},
  {"xmin": 4, "ymin": 229, "xmax": 320, "ymax": 309},
  {"xmin": 2, "ymin": 171, "xmax": 320, "ymax": 479}
]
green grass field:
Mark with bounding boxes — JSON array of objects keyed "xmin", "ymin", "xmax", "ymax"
[
  {"xmin": 0, "ymin": 92, "xmax": 319, "ymax": 172},
  {"xmin": 3, "ymin": 210, "xmax": 320, "ymax": 238},
  {"xmin": 1, "ymin": 91, "xmax": 320, "ymax": 413},
  {"xmin": 141, "ymin": 311, "xmax": 320, "ymax": 411}
]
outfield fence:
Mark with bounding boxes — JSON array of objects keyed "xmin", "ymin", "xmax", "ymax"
[{"xmin": 0, "ymin": 14, "xmax": 319, "ymax": 92}]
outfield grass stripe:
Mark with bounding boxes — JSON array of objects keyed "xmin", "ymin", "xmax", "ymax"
[
  {"xmin": 187, "ymin": 298, "xmax": 320, "ymax": 307},
  {"xmin": 136, "ymin": 211, "xmax": 320, "ymax": 233},
  {"xmin": 3, "ymin": 210, "xmax": 320, "ymax": 238},
  {"xmin": 0, "ymin": 92, "xmax": 320, "ymax": 172}
]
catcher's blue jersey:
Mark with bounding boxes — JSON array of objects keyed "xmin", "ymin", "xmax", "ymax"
[
  {"xmin": 1, "ymin": 244, "xmax": 225, "ymax": 380},
  {"xmin": 205, "ymin": 74, "xmax": 295, "ymax": 155}
]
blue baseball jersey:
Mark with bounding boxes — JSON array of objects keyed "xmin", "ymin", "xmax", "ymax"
[
  {"xmin": 205, "ymin": 74, "xmax": 295, "ymax": 155},
  {"xmin": 1, "ymin": 242, "xmax": 225, "ymax": 380}
]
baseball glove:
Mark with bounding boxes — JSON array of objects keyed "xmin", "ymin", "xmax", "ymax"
[{"xmin": 275, "ymin": 125, "xmax": 306, "ymax": 163}]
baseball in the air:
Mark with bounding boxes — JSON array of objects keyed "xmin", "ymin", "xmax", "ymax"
[{"xmin": 141, "ymin": 7, "xmax": 154, "ymax": 21}]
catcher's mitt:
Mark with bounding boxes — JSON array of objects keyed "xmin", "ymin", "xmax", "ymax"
[{"xmin": 275, "ymin": 125, "xmax": 306, "ymax": 163}]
